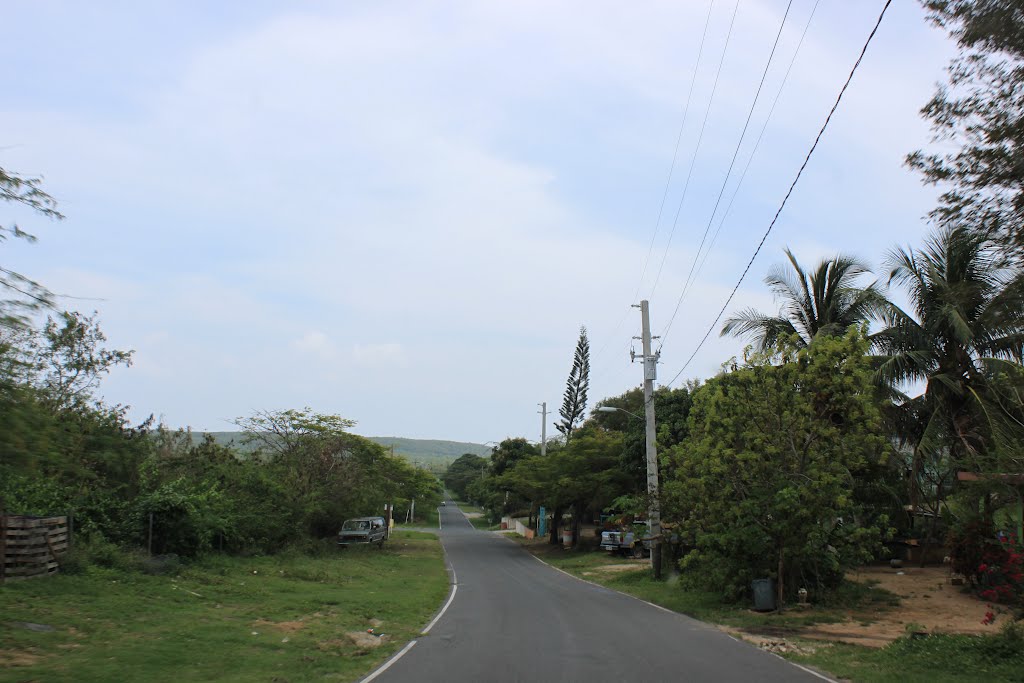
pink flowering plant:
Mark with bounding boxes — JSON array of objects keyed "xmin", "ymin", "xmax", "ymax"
[
  {"xmin": 976, "ymin": 532, "xmax": 1023, "ymax": 625},
  {"xmin": 949, "ymin": 520, "xmax": 1024, "ymax": 625}
]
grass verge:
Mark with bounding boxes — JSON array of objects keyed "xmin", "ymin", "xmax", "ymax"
[
  {"xmin": 517, "ymin": 540, "xmax": 858, "ymax": 631},
  {"xmin": 467, "ymin": 517, "xmax": 500, "ymax": 531},
  {"xmin": 396, "ymin": 506, "xmax": 440, "ymax": 529},
  {"xmin": 0, "ymin": 530, "xmax": 448, "ymax": 683},
  {"xmin": 787, "ymin": 626, "xmax": 1024, "ymax": 683}
]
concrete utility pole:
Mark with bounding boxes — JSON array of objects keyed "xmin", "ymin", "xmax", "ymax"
[
  {"xmin": 538, "ymin": 402, "xmax": 548, "ymax": 456},
  {"xmin": 633, "ymin": 300, "xmax": 662, "ymax": 579}
]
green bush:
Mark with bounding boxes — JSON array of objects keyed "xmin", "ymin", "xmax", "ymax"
[{"xmin": 58, "ymin": 535, "xmax": 151, "ymax": 574}]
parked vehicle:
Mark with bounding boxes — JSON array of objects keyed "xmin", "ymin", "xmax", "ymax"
[
  {"xmin": 600, "ymin": 523, "xmax": 650, "ymax": 559},
  {"xmin": 338, "ymin": 516, "xmax": 387, "ymax": 547}
]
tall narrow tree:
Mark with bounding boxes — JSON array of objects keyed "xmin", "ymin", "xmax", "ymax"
[{"xmin": 557, "ymin": 326, "xmax": 590, "ymax": 442}]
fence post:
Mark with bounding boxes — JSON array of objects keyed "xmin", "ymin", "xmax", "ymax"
[
  {"xmin": 67, "ymin": 510, "xmax": 73, "ymax": 551},
  {"xmin": 148, "ymin": 512, "xmax": 154, "ymax": 556}
]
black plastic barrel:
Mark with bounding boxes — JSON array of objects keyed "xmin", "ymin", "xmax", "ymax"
[{"xmin": 751, "ymin": 578, "xmax": 776, "ymax": 611}]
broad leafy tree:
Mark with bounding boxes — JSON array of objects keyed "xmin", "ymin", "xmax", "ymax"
[
  {"xmin": 500, "ymin": 425, "xmax": 626, "ymax": 547},
  {"xmin": 667, "ymin": 330, "xmax": 891, "ymax": 604},
  {"xmin": 489, "ymin": 437, "xmax": 538, "ymax": 476},
  {"xmin": 721, "ymin": 248, "xmax": 883, "ymax": 350},
  {"xmin": 444, "ymin": 453, "xmax": 489, "ymax": 500}
]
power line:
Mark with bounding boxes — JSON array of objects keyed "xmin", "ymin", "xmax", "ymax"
[
  {"xmin": 630, "ymin": 0, "xmax": 716, "ymax": 306},
  {"xmin": 664, "ymin": 0, "xmax": 894, "ymax": 388},
  {"xmin": 589, "ymin": 1, "xmax": 716, "ymax": 381},
  {"xmin": 658, "ymin": 0, "xmax": 795, "ymax": 348},
  {"xmin": 647, "ymin": 0, "xmax": 741, "ymax": 301},
  {"xmin": 690, "ymin": 0, "xmax": 820, "ymax": 293}
]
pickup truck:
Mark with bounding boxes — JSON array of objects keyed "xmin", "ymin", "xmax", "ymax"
[{"xmin": 599, "ymin": 524, "xmax": 650, "ymax": 558}]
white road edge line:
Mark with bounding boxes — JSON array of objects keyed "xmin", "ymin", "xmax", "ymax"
[
  {"xmin": 516, "ymin": 539, "xmax": 837, "ymax": 683},
  {"xmin": 421, "ymin": 568, "xmax": 458, "ymax": 635},
  {"xmin": 783, "ymin": 660, "xmax": 837, "ymax": 683},
  {"xmin": 360, "ymin": 512, "xmax": 459, "ymax": 682},
  {"xmin": 360, "ymin": 640, "xmax": 418, "ymax": 683}
]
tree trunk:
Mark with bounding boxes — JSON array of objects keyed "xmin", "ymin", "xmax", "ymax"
[
  {"xmin": 572, "ymin": 501, "xmax": 583, "ymax": 548},
  {"xmin": 549, "ymin": 505, "xmax": 563, "ymax": 545}
]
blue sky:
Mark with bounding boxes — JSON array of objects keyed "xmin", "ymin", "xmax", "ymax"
[{"xmin": 3, "ymin": 1, "xmax": 955, "ymax": 443}]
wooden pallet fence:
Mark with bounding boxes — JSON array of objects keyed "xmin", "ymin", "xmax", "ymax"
[{"xmin": 0, "ymin": 514, "xmax": 69, "ymax": 582}]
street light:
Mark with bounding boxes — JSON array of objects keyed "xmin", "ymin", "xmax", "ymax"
[{"xmin": 596, "ymin": 406, "xmax": 643, "ymax": 421}]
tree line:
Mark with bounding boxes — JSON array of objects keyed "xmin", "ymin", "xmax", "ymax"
[
  {"xmin": 0, "ymin": 173, "xmax": 440, "ymax": 558},
  {"xmin": 0, "ymin": 312, "xmax": 441, "ymax": 558}
]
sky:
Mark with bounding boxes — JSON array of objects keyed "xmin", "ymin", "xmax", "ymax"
[{"xmin": 3, "ymin": 1, "xmax": 957, "ymax": 444}]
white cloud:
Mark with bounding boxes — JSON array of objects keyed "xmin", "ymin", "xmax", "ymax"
[
  {"xmin": 352, "ymin": 343, "xmax": 406, "ymax": 367},
  {"xmin": 1, "ymin": 1, "xmax": 959, "ymax": 440}
]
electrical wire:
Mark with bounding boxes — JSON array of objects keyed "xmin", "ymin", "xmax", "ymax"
[
  {"xmin": 658, "ymin": 0, "xmax": 794, "ymax": 348},
  {"xmin": 588, "ymin": 1, "xmax": 716, "ymax": 381},
  {"xmin": 690, "ymin": 0, "xmax": 820, "ymax": 294},
  {"xmin": 664, "ymin": 0, "xmax": 894, "ymax": 388},
  {"xmin": 630, "ymin": 0, "xmax": 716, "ymax": 306},
  {"xmin": 647, "ymin": 0, "xmax": 741, "ymax": 301}
]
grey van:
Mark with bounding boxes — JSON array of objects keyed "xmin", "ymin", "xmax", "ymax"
[{"xmin": 338, "ymin": 516, "xmax": 387, "ymax": 547}]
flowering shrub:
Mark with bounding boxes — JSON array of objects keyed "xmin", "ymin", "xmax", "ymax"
[
  {"xmin": 975, "ymin": 533, "xmax": 1023, "ymax": 625},
  {"xmin": 949, "ymin": 518, "xmax": 997, "ymax": 583}
]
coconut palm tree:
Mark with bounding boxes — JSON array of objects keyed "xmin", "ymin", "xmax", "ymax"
[
  {"xmin": 873, "ymin": 227, "xmax": 1024, "ymax": 508},
  {"xmin": 721, "ymin": 248, "xmax": 884, "ymax": 350}
]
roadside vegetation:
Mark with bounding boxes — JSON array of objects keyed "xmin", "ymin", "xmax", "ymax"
[
  {"xmin": 0, "ymin": 175, "xmax": 446, "ymax": 678},
  {"xmin": 0, "ymin": 530, "xmax": 448, "ymax": 682},
  {"xmin": 518, "ymin": 538, "xmax": 1024, "ymax": 683},
  {"xmin": 515, "ymin": 538, "xmax": 894, "ymax": 632}
]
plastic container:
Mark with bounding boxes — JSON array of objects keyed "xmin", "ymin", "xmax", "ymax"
[
  {"xmin": 562, "ymin": 529, "xmax": 573, "ymax": 548},
  {"xmin": 751, "ymin": 578, "xmax": 777, "ymax": 612}
]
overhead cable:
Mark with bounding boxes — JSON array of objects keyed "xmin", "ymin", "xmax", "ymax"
[
  {"xmin": 690, "ymin": 0, "xmax": 820, "ymax": 294},
  {"xmin": 664, "ymin": 0, "xmax": 894, "ymax": 388},
  {"xmin": 630, "ymin": 0, "xmax": 716, "ymax": 306},
  {"xmin": 647, "ymin": 0, "xmax": 741, "ymax": 301}
]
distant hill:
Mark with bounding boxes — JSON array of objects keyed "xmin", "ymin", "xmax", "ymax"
[
  {"xmin": 368, "ymin": 437, "xmax": 491, "ymax": 464},
  {"xmin": 197, "ymin": 432, "xmax": 489, "ymax": 466}
]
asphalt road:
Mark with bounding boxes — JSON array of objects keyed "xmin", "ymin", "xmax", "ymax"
[{"xmin": 366, "ymin": 501, "xmax": 830, "ymax": 683}]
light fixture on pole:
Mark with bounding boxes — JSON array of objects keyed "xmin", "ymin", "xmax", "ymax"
[{"xmin": 596, "ymin": 406, "xmax": 643, "ymax": 421}]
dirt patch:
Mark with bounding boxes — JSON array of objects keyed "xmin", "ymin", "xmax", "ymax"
[
  {"xmin": 800, "ymin": 565, "xmax": 1003, "ymax": 647},
  {"xmin": 582, "ymin": 562, "xmax": 646, "ymax": 577},
  {"xmin": 0, "ymin": 649, "xmax": 42, "ymax": 666},
  {"xmin": 252, "ymin": 619, "xmax": 307, "ymax": 634}
]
